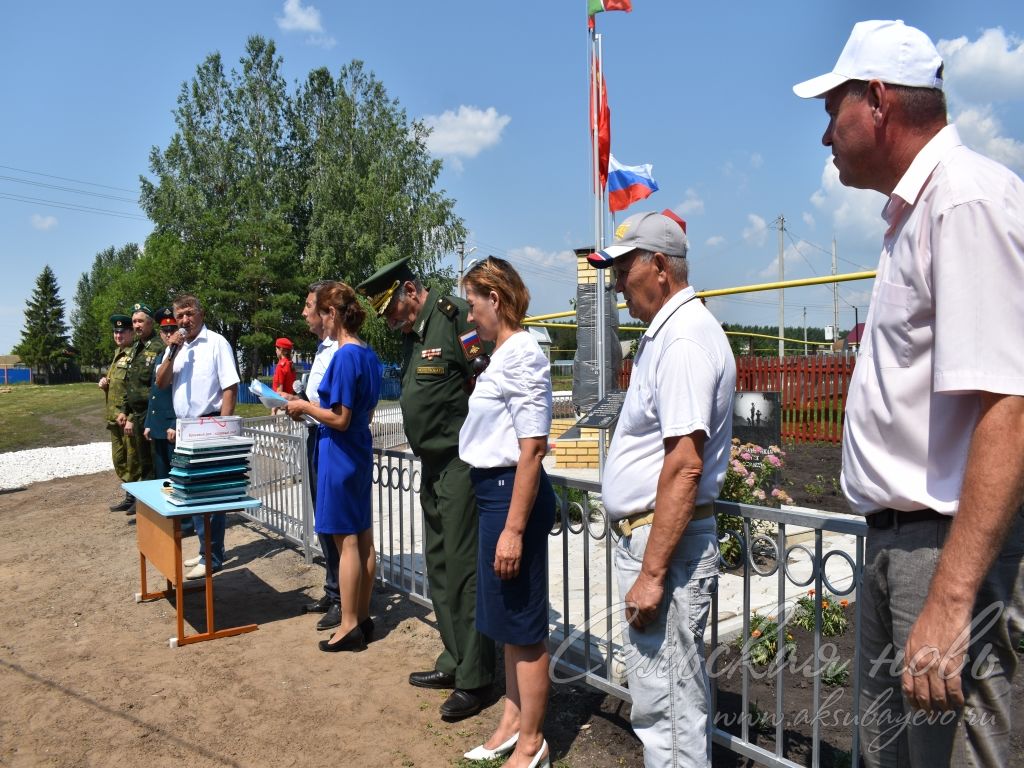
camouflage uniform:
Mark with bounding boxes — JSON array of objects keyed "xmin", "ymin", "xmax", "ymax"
[
  {"xmin": 121, "ymin": 329, "xmax": 165, "ymax": 480},
  {"xmin": 106, "ymin": 340, "xmax": 139, "ymax": 484}
]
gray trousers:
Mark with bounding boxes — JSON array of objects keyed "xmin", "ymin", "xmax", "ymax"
[{"xmin": 859, "ymin": 510, "xmax": 1024, "ymax": 767}]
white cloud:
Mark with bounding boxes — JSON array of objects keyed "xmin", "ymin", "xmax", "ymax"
[
  {"xmin": 276, "ymin": 0, "xmax": 322, "ymax": 32},
  {"xmin": 801, "ymin": 211, "xmax": 815, "ymax": 229},
  {"xmin": 275, "ymin": 0, "xmax": 335, "ymax": 47},
  {"xmin": 953, "ymin": 106, "xmax": 1024, "ymax": 173},
  {"xmin": 674, "ymin": 188, "xmax": 704, "ymax": 216},
  {"xmin": 705, "ymin": 235, "xmax": 726, "ymax": 247},
  {"xmin": 30, "ymin": 214, "xmax": 57, "ymax": 231},
  {"xmin": 423, "ymin": 106, "xmax": 511, "ymax": 167},
  {"xmin": 809, "ymin": 159, "xmax": 884, "ymax": 247},
  {"xmin": 508, "ymin": 245, "xmax": 576, "ymax": 270},
  {"xmin": 938, "ymin": 28, "xmax": 1024, "ymax": 105},
  {"xmin": 749, "ymin": 152, "xmax": 764, "ymax": 169},
  {"xmin": 741, "ymin": 213, "xmax": 769, "ymax": 247}
]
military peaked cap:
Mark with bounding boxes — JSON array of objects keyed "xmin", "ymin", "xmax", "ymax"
[
  {"xmin": 356, "ymin": 256, "xmax": 416, "ymax": 316},
  {"xmin": 110, "ymin": 314, "xmax": 132, "ymax": 331}
]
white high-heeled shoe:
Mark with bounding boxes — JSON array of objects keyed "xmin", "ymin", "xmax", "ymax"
[
  {"xmin": 526, "ymin": 740, "xmax": 550, "ymax": 768},
  {"xmin": 463, "ymin": 731, "xmax": 519, "ymax": 760}
]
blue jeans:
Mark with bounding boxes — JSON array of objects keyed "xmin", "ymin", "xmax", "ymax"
[
  {"xmin": 614, "ymin": 517, "xmax": 718, "ymax": 768},
  {"xmin": 192, "ymin": 512, "xmax": 226, "ymax": 569}
]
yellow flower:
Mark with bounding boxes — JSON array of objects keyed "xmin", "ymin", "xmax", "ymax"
[
  {"xmin": 822, "ymin": 600, "xmax": 830, "ymax": 610},
  {"xmin": 840, "ymin": 599, "xmax": 849, "ymax": 608}
]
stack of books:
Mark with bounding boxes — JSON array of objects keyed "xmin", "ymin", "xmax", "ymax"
[{"xmin": 167, "ymin": 436, "xmax": 254, "ymax": 506}]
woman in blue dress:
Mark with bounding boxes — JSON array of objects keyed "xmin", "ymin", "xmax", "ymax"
[{"xmin": 286, "ymin": 282, "xmax": 381, "ymax": 652}]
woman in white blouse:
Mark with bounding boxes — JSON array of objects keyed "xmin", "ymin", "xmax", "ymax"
[{"xmin": 458, "ymin": 257, "xmax": 554, "ymax": 768}]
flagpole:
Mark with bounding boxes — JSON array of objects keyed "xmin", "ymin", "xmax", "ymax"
[{"xmin": 590, "ymin": 23, "xmax": 608, "ymax": 478}]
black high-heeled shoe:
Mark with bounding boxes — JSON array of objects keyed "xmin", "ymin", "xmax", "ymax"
[
  {"xmin": 318, "ymin": 625, "xmax": 366, "ymax": 653},
  {"xmin": 359, "ymin": 616, "xmax": 375, "ymax": 642}
]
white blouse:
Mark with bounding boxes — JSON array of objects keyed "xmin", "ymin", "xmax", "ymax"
[{"xmin": 459, "ymin": 331, "xmax": 552, "ymax": 468}]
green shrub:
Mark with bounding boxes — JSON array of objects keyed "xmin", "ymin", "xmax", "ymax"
[
  {"xmin": 733, "ymin": 612, "xmax": 796, "ymax": 666},
  {"xmin": 791, "ymin": 590, "xmax": 849, "ymax": 637}
]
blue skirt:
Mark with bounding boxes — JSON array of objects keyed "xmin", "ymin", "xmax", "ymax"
[{"xmin": 471, "ymin": 466, "xmax": 555, "ymax": 646}]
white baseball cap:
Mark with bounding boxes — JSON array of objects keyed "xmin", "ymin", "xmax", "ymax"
[{"xmin": 793, "ymin": 19, "xmax": 943, "ymax": 99}]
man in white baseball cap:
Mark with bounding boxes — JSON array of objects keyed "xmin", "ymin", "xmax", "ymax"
[{"xmin": 795, "ymin": 20, "xmax": 1024, "ymax": 768}]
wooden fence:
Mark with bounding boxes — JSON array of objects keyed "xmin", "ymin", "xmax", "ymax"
[{"xmin": 618, "ymin": 353, "xmax": 857, "ymax": 444}]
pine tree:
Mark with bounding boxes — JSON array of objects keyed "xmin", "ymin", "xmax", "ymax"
[{"xmin": 14, "ymin": 265, "xmax": 72, "ymax": 381}]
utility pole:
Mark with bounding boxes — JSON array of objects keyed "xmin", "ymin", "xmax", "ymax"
[
  {"xmin": 853, "ymin": 306, "xmax": 860, "ymax": 352},
  {"xmin": 803, "ymin": 306, "xmax": 808, "ymax": 356},
  {"xmin": 457, "ymin": 243, "xmax": 477, "ymax": 297},
  {"xmin": 832, "ymin": 236, "xmax": 839, "ymax": 342},
  {"xmin": 457, "ymin": 242, "xmax": 465, "ymax": 296},
  {"xmin": 777, "ymin": 214, "xmax": 785, "ymax": 359}
]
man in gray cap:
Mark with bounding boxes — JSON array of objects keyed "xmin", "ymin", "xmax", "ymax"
[
  {"xmin": 795, "ymin": 20, "xmax": 1024, "ymax": 767},
  {"xmin": 594, "ymin": 211, "xmax": 735, "ymax": 767}
]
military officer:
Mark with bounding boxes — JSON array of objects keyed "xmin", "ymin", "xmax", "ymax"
[
  {"xmin": 144, "ymin": 307, "xmax": 179, "ymax": 481},
  {"xmin": 100, "ymin": 313, "xmax": 139, "ymax": 513},
  {"xmin": 357, "ymin": 257, "xmax": 495, "ymax": 721},
  {"xmin": 120, "ymin": 302, "xmax": 165, "ymax": 481}
]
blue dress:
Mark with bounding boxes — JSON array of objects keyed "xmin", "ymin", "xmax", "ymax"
[{"xmin": 315, "ymin": 343, "xmax": 382, "ymax": 535}]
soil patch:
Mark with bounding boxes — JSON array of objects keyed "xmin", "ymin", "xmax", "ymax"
[{"xmin": 779, "ymin": 442, "xmax": 847, "ymax": 515}]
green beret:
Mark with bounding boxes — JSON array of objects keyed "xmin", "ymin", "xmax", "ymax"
[
  {"xmin": 356, "ymin": 257, "xmax": 416, "ymax": 316},
  {"xmin": 110, "ymin": 314, "xmax": 132, "ymax": 331},
  {"xmin": 131, "ymin": 302, "xmax": 154, "ymax": 317}
]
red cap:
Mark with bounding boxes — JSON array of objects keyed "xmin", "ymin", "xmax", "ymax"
[{"xmin": 275, "ymin": 337, "xmax": 293, "ymax": 350}]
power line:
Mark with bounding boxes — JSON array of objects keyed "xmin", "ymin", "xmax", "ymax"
[
  {"xmin": 0, "ymin": 174, "xmax": 140, "ymax": 204},
  {"xmin": 0, "ymin": 163, "xmax": 138, "ymax": 194},
  {"xmin": 0, "ymin": 192, "xmax": 148, "ymax": 221}
]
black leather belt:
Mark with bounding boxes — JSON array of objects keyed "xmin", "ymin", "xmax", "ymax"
[{"xmin": 866, "ymin": 508, "xmax": 950, "ymax": 529}]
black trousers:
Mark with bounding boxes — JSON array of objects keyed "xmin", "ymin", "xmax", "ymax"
[{"xmin": 307, "ymin": 425, "xmax": 340, "ymax": 602}]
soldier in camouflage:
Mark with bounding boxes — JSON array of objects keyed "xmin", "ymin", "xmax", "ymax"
[
  {"xmin": 99, "ymin": 314, "xmax": 138, "ymax": 513},
  {"xmin": 119, "ymin": 303, "xmax": 165, "ymax": 482}
]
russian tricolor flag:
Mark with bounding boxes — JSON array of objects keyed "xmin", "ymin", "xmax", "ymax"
[{"xmin": 607, "ymin": 155, "xmax": 658, "ymax": 213}]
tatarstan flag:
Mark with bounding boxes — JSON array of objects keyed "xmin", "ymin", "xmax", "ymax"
[{"xmin": 588, "ymin": 0, "xmax": 632, "ymax": 13}]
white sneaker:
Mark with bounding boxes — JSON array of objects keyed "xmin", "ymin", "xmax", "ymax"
[
  {"xmin": 185, "ymin": 563, "xmax": 210, "ymax": 580},
  {"xmin": 184, "ymin": 555, "xmax": 202, "ymax": 568}
]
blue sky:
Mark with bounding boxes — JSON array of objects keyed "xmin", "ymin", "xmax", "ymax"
[{"xmin": 2, "ymin": 1, "xmax": 1023, "ymax": 355}]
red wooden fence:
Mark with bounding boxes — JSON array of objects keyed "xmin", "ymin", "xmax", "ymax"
[{"xmin": 618, "ymin": 353, "xmax": 857, "ymax": 444}]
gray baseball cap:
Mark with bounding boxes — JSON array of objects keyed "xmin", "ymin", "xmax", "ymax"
[{"xmin": 588, "ymin": 211, "xmax": 688, "ymax": 268}]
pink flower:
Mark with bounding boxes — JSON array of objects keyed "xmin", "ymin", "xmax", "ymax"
[
  {"xmin": 745, "ymin": 476, "xmax": 756, "ymax": 487},
  {"xmin": 771, "ymin": 488, "xmax": 782, "ymax": 498},
  {"xmin": 753, "ymin": 489, "xmax": 766, "ymax": 501},
  {"xmin": 766, "ymin": 455, "xmax": 781, "ymax": 467},
  {"xmin": 740, "ymin": 452, "xmax": 752, "ymax": 461}
]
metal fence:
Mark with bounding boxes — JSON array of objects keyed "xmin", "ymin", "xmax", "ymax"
[{"xmin": 240, "ymin": 416, "xmax": 866, "ymax": 768}]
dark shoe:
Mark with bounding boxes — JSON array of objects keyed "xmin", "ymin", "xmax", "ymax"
[
  {"xmin": 359, "ymin": 616, "xmax": 375, "ymax": 642},
  {"xmin": 303, "ymin": 594, "xmax": 334, "ymax": 614},
  {"xmin": 440, "ymin": 688, "xmax": 484, "ymax": 721},
  {"xmin": 318, "ymin": 625, "xmax": 366, "ymax": 653},
  {"xmin": 124, "ymin": 500, "xmax": 136, "ymax": 516},
  {"xmin": 109, "ymin": 492, "xmax": 134, "ymax": 512},
  {"xmin": 316, "ymin": 602, "xmax": 341, "ymax": 631},
  {"xmin": 409, "ymin": 669, "xmax": 456, "ymax": 689}
]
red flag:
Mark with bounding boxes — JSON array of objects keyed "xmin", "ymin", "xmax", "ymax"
[{"xmin": 590, "ymin": 59, "xmax": 610, "ymax": 190}]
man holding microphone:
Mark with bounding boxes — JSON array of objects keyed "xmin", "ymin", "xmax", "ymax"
[{"xmin": 156, "ymin": 293, "xmax": 240, "ymax": 580}]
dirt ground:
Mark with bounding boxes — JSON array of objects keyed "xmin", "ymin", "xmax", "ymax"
[
  {"xmin": 2, "ymin": 442, "xmax": 1020, "ymax": 767},
  {"xmin": 0, "ymin": 471, "xmax": 647, "ymax": 768}
]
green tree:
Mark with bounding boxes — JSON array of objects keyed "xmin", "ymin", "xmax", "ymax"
[
  {"xmin": 14, "ymin": 265, "xmax": 73, "ymax": 382},
  {"xmin": 71, "ymin": 244, "xmax": 141, "ymax": 367},
  {"xmin": 138, "ymin": 39, "xmax": 465, "ymax": 372}
]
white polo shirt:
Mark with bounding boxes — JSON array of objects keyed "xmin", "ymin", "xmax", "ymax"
[
  {"xmin": 307, "ymin": 336, "xmax": 338, "ymax": 399},
  {"xmin": 459, "ymin": 330, "xmax": 552, "ymax": 468},
  {"xmin": 842, "ymin": 125, "xmax": 1024, "ymax": 515},
  {"xmin": 603, "ymin": 287, "xmax": 737, "ymax": 520},
  {"xmin": 167, "ymin": 325, "xmax": 241, "ymax": 418}
]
